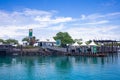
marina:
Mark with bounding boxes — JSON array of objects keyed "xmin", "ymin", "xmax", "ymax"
[
  {"xmin": 0, "ymin": 40, "xmax": 119, "ymax": 57},
  {"xmin": 0, "ymin": 0, "xmax": 120, "ymax": 80}
]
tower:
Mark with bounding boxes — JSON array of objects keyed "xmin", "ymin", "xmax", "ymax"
[{"xmin": 29, "ymin": 29, "xmax": 33, "ymax": 45}]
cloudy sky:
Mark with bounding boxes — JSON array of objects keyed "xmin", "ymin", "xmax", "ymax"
[{"xmin": 0, "ymin": 0, "xmax": 120, "ymax": 42}]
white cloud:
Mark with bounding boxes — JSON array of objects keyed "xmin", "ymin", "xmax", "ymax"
[
  {"xmin": 107, "ymin": 12, "xmax": 120, "ymax": 16},
  {"xmin": 80, "ymin": 12, "xmax": 120, "ymax": 20},
  {"xmin": 80, "ymin": 14, "xmax": 103, "ymax": 20},
  {"xmin": 47, "ymin": 24, "xmax": 65, "ymax": 31},
  {"xmin": 0, "ymin": 26, "xmax": 25, "ymax": 38},
  {"xmin": 0, "ymin": 9, "xmax": 119, "ymax": 42},
  {"xmin": 80, "ymin": 20, "xmax": 109, "ymax": 25},
  {"xmin": 23, "ymin": 8, "xmax": 52, "ymax": 16},
  {"xmin": 52, "ymin": 17, "xmax": 72, "ymax": 23},
  {"xmin": 65, "ymin": 26, "xmax": 120, "ymax": 41},
  {"xmin": 34, "ymin": 15, "xmax": 51, "ymax": 22},
  {"xmin": 0, "ymin": 9, "xmax": 73, "ymax": 41},
  {"xmin": 81, "ymin": 15, "xmax": 86, "ymax": 20},
  {"xmin": 34, "ymin": 16, "xmax": 73, "ymax": 24}
]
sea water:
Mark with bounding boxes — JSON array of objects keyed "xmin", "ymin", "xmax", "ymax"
[{"xmin": 0, "ymin": 53, "xmax": 120, "ymax": 80}]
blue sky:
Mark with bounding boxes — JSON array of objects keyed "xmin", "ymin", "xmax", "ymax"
[{"xmin": 0, "ymin": 0, "xmax": 120, "ymax": 42}]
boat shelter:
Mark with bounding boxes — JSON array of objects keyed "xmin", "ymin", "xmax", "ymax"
[
  {"xmin": 72, "ymin": 42, "xmax": 79, "ymax": 47},
  {"xmin": 89, "ymin": 41, "xmax": 98, "ymax": 53},
  {"xmin": 80, "ymin": 42, "xmax": 88, "ymax": 53},
  {"xmin": 94, "ymin": 40, "xmax": 118, "ymax": 53}
]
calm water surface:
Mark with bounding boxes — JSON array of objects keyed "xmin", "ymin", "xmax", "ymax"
[{"xmin": 0, "ymin": 53, "xmax": 120, "ymax": 80}]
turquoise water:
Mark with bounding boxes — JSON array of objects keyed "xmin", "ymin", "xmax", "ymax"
[{"xmin": 0, "ymin": 54, "xmax": 120, "ymax": 80}]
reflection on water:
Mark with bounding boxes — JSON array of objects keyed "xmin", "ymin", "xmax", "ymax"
[
  {"xmin": 75, "ymin": 54, "xmax": 118, "ymax": 65},
  {"xmin": 0, "ymin": 54, "xmax": 119, "ymax": 67},
  {"xmin": 0, "ymin": 53, "xmax": 120, "ymax": 80}
]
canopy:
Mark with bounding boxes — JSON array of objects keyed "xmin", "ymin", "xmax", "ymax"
[
  {"xmin": 80, "ymin": 42, "xmax": 87, "ymax": 46},
  {"xmin": 39, "ymin": 38, "xmax": 47, "ymax": 42},
  {"xmin": 72, "ymin": 42, "xmax": 79, "ymax": 46},
  {"xmin": 39, "ymin": 38, "xmax": 55, "ymax": 42},
  {"xmin": 89, "ymin": 41, "xmax": 97, "ymax": 46}
]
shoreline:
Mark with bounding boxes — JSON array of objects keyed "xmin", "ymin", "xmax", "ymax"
[
  {"xmin": 5, "ymin": 48, "xmax": 108, "ymax": 57},
  {"xmin": 0, "ymin": 46, "xmax": 118, "ymax": 57}
]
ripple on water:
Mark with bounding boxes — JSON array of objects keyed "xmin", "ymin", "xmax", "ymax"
[{"xmin": 0, "ymin": 55, "xmax": 120, "ymax": 80}]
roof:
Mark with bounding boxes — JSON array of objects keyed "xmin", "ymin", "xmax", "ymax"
[
  {"xmin": 72, "ymin": 42, "xmax": 79, "ymax": 46},
  {"xmin": 94, "ymin": 40, "xmax": 117, "ymax": 42},
  {"xmin": 80, "ymin": 42, "xmax": 87, "ymax": 46},
  {"xmin": 39, "ymin": 38, "xmax": 56, "ymax": 42},
  {"xmin": 89, "ymin": 41, "xmax": 97, "ymax": 46}
]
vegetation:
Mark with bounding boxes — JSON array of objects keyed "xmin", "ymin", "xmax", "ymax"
[
  {"xmin": 0, "ymin": 39, "xmax": 4, "ymax": 43},
  {"xmin": 22, "ymin": 36, "xmax": 39, "ymax": 46},
  {"xmin": 74, "ymin": 39, "xmax": 82, "ymax": 45},
  {"xmin": 5, "ymin": 39, "xmax": 18, "ymax": 44},
  {"xmin": 85, "ymin": 40, "xmax": 92, "ymax": 45},
  {"xmin": 0, "ymin": 38, "xmax": 18, "ymax": 44},
  {"xmin": 53, "ymin": 32, "xmax": 74, "ymax": 47}
]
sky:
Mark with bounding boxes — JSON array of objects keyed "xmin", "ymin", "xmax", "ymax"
[{"xmin": 0, "ymin": 0, "xmax": 120, "ymax": 42}]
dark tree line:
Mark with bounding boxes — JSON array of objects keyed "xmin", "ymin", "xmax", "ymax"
[{"xmin": 0, "ymin": 38, "xmax": 18, "ymax": 44}]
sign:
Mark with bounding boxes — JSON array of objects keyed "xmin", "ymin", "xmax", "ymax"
[
  {"xmin": 29, "ymin": 29, "xmax": 33, "ymax": 38},
  {"xmin": 56, "ymin": 39, "xmax": 61, "ymax": 46}
]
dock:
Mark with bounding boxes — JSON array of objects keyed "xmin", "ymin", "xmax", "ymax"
[
  {"xmin": 0, "ymin": 39, "xmax": 119, "ymax": 57},
  {"xmin": 47, "ymin": 47, "xmax": 107, "ymax": 57},
  {"xmin": 65, "ymin": 53, "xmax": 107, "ymax": 57},
  {"xmin": 45, "ymin": 40, "xmax": 119, "ymax": 57}
]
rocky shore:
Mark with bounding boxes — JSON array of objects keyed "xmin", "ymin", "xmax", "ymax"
[
  {"xmin": 12, "ymin": 47, "xmax": 107, "ymax": 57},
  {"xmin": 12, "ymin": 47, "xmax": 65, "ymax": 56}
]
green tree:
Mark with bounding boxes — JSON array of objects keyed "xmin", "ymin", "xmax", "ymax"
[
  {"xmin": 22, "ymin": 37, "xmax": 29, "ymax": 42},
  {"xmin": 85, "ymin": 40, "xmax": 92, "ymax": 45},
  {"xmin": 22, "ymin": 36, "xmax": 39, "ymax": 46},
  {"xmin": 5, "ymin": 39, "xmax": 18, "ymax": 44},
  {"xmin": 74, "ymin": 39, "xmax": 82, "ymax": 45},
  {"xmin": 53, "ymin": 32, "xmax": 74, "ymax": 47},
  {"xmin": 0, "ymin": 39, "xmax": 4, "ymax": 43}
]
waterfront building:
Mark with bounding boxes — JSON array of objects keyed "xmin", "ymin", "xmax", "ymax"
[
  {"xmin": 89, "ymin": 41, "xmax": 98, "ymax": 53},
  {"xmin": 0, "ymin": 44, "xmax": 13, "ymax": 56},
  {"xmin": 38, "ymin": 39, "xmax": 56, "ymax": 48},
  {"xmin": 80, "ymin": 42, "xmax": 87, "ymax": 53}
]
